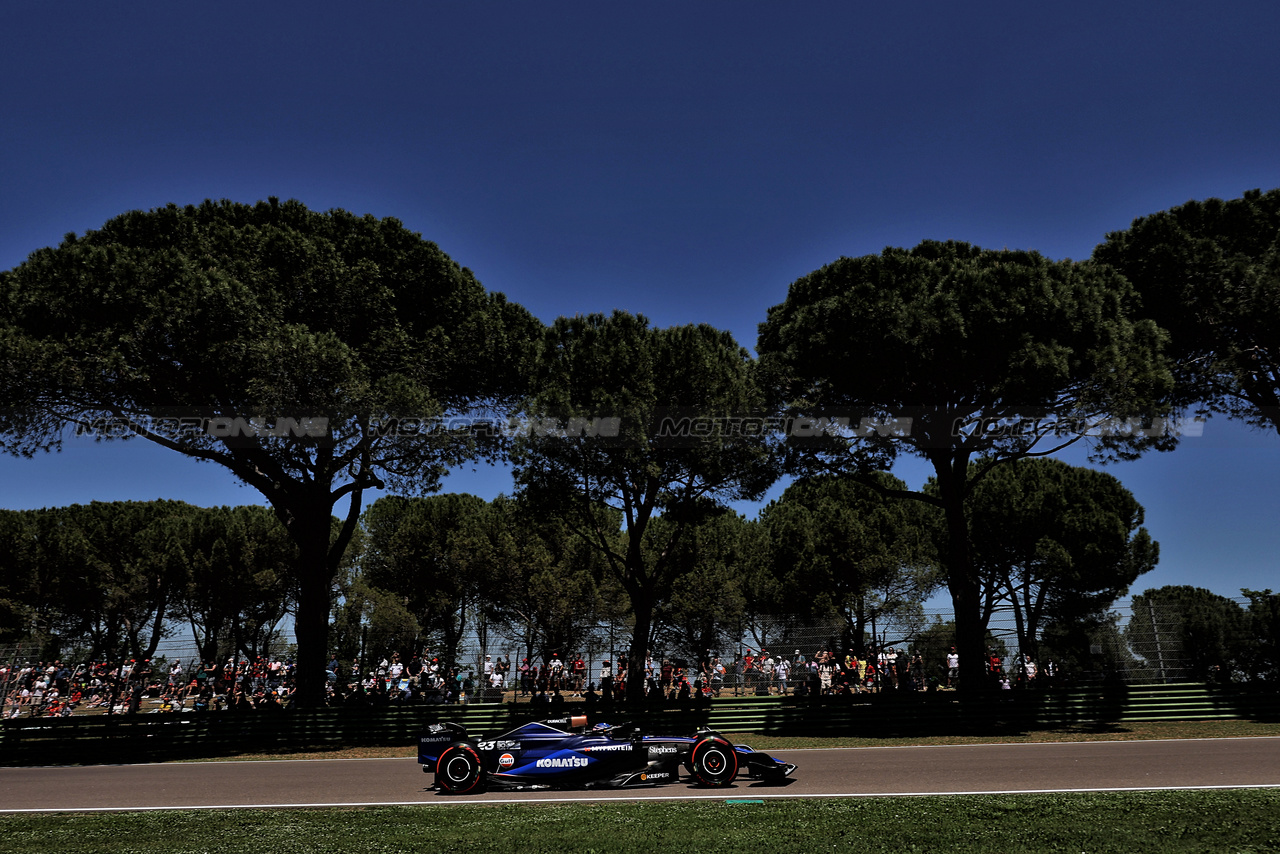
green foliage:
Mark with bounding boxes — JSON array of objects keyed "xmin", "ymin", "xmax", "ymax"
[
  {"xmin": 966, "ymin": 457, "xmax": 1158, "ymax": 657},
  {"xmin": 1038, "ymin": 610, "xmax": 1135, "ymax": 678},
  {"xmin": 513, "ymin": 311, "xmax": 778, "ymax": 694},
  {"xmin": 0, "ymin": 501, "xmax": 297, "ymax": 663},
  {"xmin": 0, "ymin": 510, "xmax": 40, "ymax": 644},
  {"xmin": 171, "ymin": 504, "xmax": 297, "ymax": 663},
  {"xmin": 1126, "ymin": 585, "xmax": 1248, "ymax": 681},
  {"xmin": 20, "ymin": 500, "xmax": 194, "ymax": 662},
  {"xmin": 1095, "ymin": 187, "xmax": 1280, "ymax": 431},
  {"xmin": 758, "ymin": 240, "xmax": 1172, "ymax": 468},
  {"xmin": 0, "ymin": 198, "xmax": 540, "ymax": 704},
  {"xmin": 1, "ymin": 199, "xmax": 538, "ymax": 472},
  {"xmin": 759, "ymin": 472, "xmax": 942, "ymax": 653},
  {"xmin": 346, "ymin": 492, "xmax": 614, "ymax": 671},
  {"xmin": 757, "ymin": 240, "xmax": 1171, "ymax": 690},
  {"xmin": 1240, "ymin": 588, "xmax": 1280, "ymax": 684},
  {"xmin": 359, "ymin": 494, "xmax": 505, "ymax": 666},
  {"xmin": 486, "ymin": 494, "xmax": 615, "ymax": 665},
  {"xmin": 654, "ymin": 510, "xmax": 756, "ymax": 661},
  {"xmin": 330, "ymin": 571, "xmax": 422, "ymax": 672}
]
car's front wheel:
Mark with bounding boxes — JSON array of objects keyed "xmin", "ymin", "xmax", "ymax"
[
  {"xmin": 688, "ymin": 735, "xmax": 738, "ymax": 787},
  {"xmin": 436, "ymin": 742, "xmax": 485, "ymax": 794}
]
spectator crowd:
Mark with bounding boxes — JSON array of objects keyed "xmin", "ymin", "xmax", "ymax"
[{"xmin": 0, "ymin": 644, "xmax": 1063, "ymax": 719}]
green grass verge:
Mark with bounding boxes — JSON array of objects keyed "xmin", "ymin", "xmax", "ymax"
[{"xmin": 2, "ymin": 791, "xmax": 1279, "ymax": 853}]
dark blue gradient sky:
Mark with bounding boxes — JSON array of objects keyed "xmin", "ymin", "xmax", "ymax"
[{"xmin": 3, "ymin": 1, "xmax": 1279, "ymax": 601}]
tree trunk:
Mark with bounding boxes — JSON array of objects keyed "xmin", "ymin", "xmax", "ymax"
[
  {"xmin": 626, "ymin": 597, "xmax": 652, "ymax": 701},
  {"xmin": 933, "ymin": 451, "xmax": 989, "ymax": 693},
  {"xmin": 285, "ymin": 499, "xmax": 339, "ymax": 708},
  {"xmin": 1002, "ymin": 570, "xmax": 1023, "ymax": 660},
  {"xmin": 142, "ymin": 593, "xmax": 167, "ymax": 661}
]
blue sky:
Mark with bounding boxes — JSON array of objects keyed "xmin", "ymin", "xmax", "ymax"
[{"xmin": 2, "ymin": 1, "xmax": 1279, "ymax": 602}]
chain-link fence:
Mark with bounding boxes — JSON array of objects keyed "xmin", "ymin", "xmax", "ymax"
[{"xmin": 328, "ymin": 592, "xmax": 1270, "ymax": 695}]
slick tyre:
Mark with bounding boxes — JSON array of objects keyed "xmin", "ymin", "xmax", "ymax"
[
  {"xmin": 688, "ymin": 736, "xmax": 738, "ymax": 787},
  {"xmin": 436, "ymin": 742, "xmax": 485, "ymax": 794}
]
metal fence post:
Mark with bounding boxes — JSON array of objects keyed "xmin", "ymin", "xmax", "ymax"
[{"xmin": 1148, "ymin": 600, "xmax": 1167, "ymax": 684}]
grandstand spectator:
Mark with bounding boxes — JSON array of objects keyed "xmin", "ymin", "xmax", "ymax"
[
  {"xmin": 548, "ymin": 653, "xmax": 564, "ymax": 690},
  {"xmin": 489, "ymin": 660, "xmax": 504, "ymax": 690},
  {"xmin": 53, "ymin": 661, "xmax": 70, "ymax": 694},
  {"xmin": 911, "ymin": 653, "xmax": 926, "ymax": 690},
  {"xmin": 761, "ymin": 652, "xmax": 776, "ymax": 694},
  {"xmin": 519, "ymin": 658, "xmax": 531, "ymax": 695},
  {"xmin": 709, "ymin": 657, "xmax": 725, "ymax": 696},
  {"xmin": 818, "ymin": 651, "xmax": 836, "ymax": 694},
  {"xmin": 9, "ymin": 685, "xmax": 28, "ymax": 716},
  {"xmin": 599, "ymin": 659, "xmax": 613, "ymax": 696}
]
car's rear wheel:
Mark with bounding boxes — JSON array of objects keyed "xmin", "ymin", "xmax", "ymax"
[
  {"xmin": 688, "ymin": 735, "xmax": 738, "ymax": 787},
  {"xmin": 436, "ymin": 742, "xmax": 485, "ymax": 794}
]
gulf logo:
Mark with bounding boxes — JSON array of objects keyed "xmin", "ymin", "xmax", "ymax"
[{"xmin": 498, "ymin": 753, "xmax": 516, "ymax": 770}]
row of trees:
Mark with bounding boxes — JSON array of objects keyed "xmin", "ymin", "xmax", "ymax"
[
  {"xmin": 1127, "ymin": 585, "xmax": 1280, "ymax": 684},
  {"xmin": 2, "ymin": 451, "xmax": 1159, "ymax": 684},
  {"xmin": 2, "ymin": 189, "xmax": 1278, "ymax": 701},
  {"xmin": 0, "ymin": 501, "xmax": 294, "ymax": 665}
]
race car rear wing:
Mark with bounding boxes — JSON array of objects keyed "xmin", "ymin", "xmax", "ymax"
[{"xmin": 418, "ymin": 721, "xmax": 470, "ymax": 765}]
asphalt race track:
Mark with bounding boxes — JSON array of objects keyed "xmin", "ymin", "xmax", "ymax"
[{"xmin": 3, "ymin": 737, "xmax": 1280, "ymax": 813}]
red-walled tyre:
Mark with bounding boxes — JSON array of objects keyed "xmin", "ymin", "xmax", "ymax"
[
  {"xmin": 688, "ymin": 735, "xmax": 738, "ymax": 787},
  {"xmin": 435, "ymin": 742, "xmax": 485, "ymax": 794}
]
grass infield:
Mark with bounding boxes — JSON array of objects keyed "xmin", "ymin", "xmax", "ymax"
[
  {"xmin": 4, "ymin": 721, "xmax": 1278, "ymax": 852},
  {"xmin": 1, "ymin": 790, "xmax": 1279, "ymax": 853}
]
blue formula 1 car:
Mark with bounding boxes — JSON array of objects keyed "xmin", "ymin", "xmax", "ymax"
[{"xmin": 419, "ymin": 715, "xmax": 796, "ymax": 794}]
